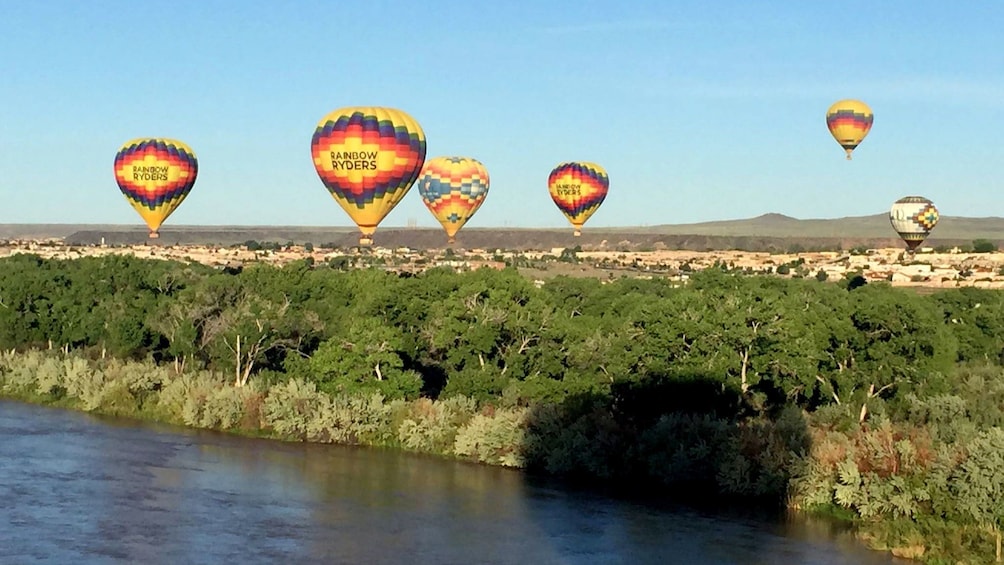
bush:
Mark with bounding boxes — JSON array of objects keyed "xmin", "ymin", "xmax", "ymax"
[
  {"xmin": 263, "ymin": 378, "xmax": 327, "ymax": 440},
  {"xmin": 397, "ymin": 396, "xmax": 477, "ymax": 454},
  {"xmin": 454, "ymin": 407, "xmax": 527, "ymax": 467},
  {"xmin": 972, "ymin": 239, "xmax": 997, "ymax": 253}
]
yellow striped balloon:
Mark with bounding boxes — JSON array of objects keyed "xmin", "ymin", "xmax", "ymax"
[
  {"xmin": 311, "ymin": 106, "xmax": 426, "ymax": 246},
  {"xmin": 113, "ymin": 138, "xmax": 198, "ymax": 238},
  {"xmin": 417, "ymin": 156, "xmax": 490, "ymax": 244},
  {"xmin": 826, "ymin": 99, "xmax": 873, "ymax": 160}
]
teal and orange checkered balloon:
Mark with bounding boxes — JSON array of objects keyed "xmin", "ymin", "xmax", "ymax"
[{"xmin": 417, "ymin": 156, "xmax": 489, "ymax": 244}]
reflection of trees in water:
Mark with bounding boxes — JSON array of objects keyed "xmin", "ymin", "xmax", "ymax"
[{"xmin": 196, "ymin": 436, "xmax": 540, "ymax": 562}]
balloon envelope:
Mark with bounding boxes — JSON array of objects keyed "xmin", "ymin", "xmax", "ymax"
[
  {"xmin": 113, "ymin": 138, "xmax": 198, "ymax": 238},
  {"xmin": 417, "ymin": 156, "xmax": 490, "ymax": 244},
  {"xmin": 311, "ymin": 106, "xmax": 426, "ymax": 245},
  {"xmin": 890, "ymin": 196, "xmax": 939, "ymax": 251},
  {"xmin": 548, "ymin": 162, "xmax": 609, "ymax": 236},
  {"xmin": 826, "ymin": 99, "xmax": 873, "ymax": 160}
]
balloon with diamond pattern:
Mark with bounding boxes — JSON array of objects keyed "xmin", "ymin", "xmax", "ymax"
[
  {"xmin": 548, "ymin": 161, "xmax": 609, "ymax": 236},
  {"xmin": 113, "ymin": 138, "xmax": 198, "ymax": 239},
  {"xmin": 890, "ymin": 196, "xmax": 939, "ymax": 251},
  {"xmin": 417, "ymin": 156, "xmax": 490, "ymax": 244},
  {"xmin": 826, "ymin": 99, "xmax": 873, "ymax": 160},
  {"xmin": 311, "ymin": 106, "xmax": 427, "ymax": 246}
]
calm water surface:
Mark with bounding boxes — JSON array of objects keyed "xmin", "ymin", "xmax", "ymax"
[{"xmin": 0, "ymin": 401, "xmax": 899, "ymax": 564}]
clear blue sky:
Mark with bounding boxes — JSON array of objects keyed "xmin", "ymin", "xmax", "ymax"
[{"xmin": 1, "ymin": 1, "xmax": 1001, "ymax": 230}]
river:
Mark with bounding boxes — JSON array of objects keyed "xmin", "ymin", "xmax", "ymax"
[{"xmin": 0, "ymin": 400, "xmax": 899, "ymax": 564}]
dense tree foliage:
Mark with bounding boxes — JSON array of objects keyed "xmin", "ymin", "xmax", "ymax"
[{"xmin": 1, "ymin": 255, "xmax": 1001, "ymax": 415}]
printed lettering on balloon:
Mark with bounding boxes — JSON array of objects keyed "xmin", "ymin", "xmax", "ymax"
[
  {"xmin": 554, "ymin": 183, "xmax": 582, "ymax": 196},
  {"xmin": 330, "ymin": 151, "xmax": 378, "ymax": 171},
  {"xmin": 132, "ymin": 166, "xmax": 169, "ymax": 182}
]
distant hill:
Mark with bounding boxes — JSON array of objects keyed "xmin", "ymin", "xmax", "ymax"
[
  {"xmin": 631, "ymin": 213, "xmax": 1004, "ymax": 240},
  {"xmin": 2, "ymin": 213, "xmax": 1003, "ymax": 252},
  {"xmin": 0, "ymin": 224, "xmax": 87, "ymax": 239}
]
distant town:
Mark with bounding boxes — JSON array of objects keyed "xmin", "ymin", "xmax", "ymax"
[{"xmin": 4, "ymin": 237, "xmax": 1004, "ymax": 290}]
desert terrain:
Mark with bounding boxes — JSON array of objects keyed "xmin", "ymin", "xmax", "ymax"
[{"xmin": 3, "ymin": 213, "xmax": 1004, "ymax": 289}]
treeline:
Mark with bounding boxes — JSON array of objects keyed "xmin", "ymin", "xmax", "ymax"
[{"xmin": 2, "ymin": 254, "xmax": 1004, "ymax": 562}]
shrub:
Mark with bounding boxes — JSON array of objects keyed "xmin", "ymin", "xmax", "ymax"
[
  {"xmin": 263, "ymin": 378, "xmax": 327, "ymax": 440},
  {"xmin": 396, "ymin": 396, "xmax": 477, "ymax": 455},
  {"xmin": 454, "ymin": 407, "xmax": 527, "ymax": 467}
]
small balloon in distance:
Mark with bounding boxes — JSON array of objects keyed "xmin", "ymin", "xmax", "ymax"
[{"xmin": 113, "ymin": 137, "xmax": 198, "ymax": 239}]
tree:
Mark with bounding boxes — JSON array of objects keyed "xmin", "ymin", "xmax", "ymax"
[
  {"xmin": 845, "ymin": 284, "xmax": 957, "ymax": 421},
  {"xmin": 298, "ymin": 317, "xmax": 421, "ymax": 400},
  {"xmin": 972, "ymin": 239, "xmax": 998, "ymax": 253},
  {"xmin": 152, "ymin": 274, "xmax": 320, "ymax": 384},
  {"xmin": 932, "ymin": 287, "xmax": 1004, "ymax": 363}
]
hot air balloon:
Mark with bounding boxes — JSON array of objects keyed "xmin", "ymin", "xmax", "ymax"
[
  {"xmin": 826, "ymin": 99, "xmax": 873, "ymax": 160},
  {"xmin": 890, "ymin": 196, "xmax": 939, "ymax": 252},
  {"xmin": 311, "ymin": 106, "xmax": 426, "ymax": 246},
  {"xmin": 548, "ymin": 162, "xmax": 609, "ymax": 236},
  {"xmin": 113, "ymin": 138, "xmax": 198, "ymax": 239},
  {"xmin": 417, "ymin": 156, "xmax": 490, "ymax": 244}
]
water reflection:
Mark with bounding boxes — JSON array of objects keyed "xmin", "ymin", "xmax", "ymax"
[{"xmin": 1, "ymin": 401, "xmax": 896, "ymax": 564}]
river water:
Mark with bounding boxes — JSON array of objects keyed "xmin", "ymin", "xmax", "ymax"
[{"xmin": 0, "ymin": 401, "xmax": 898, "ymax": 564}]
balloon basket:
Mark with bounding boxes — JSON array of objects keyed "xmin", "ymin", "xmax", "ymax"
[
  {"xmin": 573, "ymin": 230, "xmax": 582, "ymax": 237},
  {"xmin": 447, "ymin": 237, "xmax": 456, "ymax": 245},
  {"xmin": 358, "ymin": 237, "xmax": 373, "ymax": 247},
  {"xmin": 148, "ymin": 231, "xmax": 160, "ymax": 239}
]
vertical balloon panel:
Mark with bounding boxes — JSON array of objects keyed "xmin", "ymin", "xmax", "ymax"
[
  {"xmin": 113, "ymin": 138, "xmax": 198, "ymax": 239},
  {"xmin": 548, "ymin": 162, "xmax": 609, "ymax": 236},
  {"xmin": 826, "ymin": 99, "xmax": 873, "ymax": 160},
  {"xmin": 890, "ymin": 196, "xmax": 939, "ymax": 251},
  {"xmin": 311, "ymin": 106, "xmax": 426, "ymax": 245},
  {"xmin": 417, "ymin": 156, "xmax": 490, "ymax": 244}
]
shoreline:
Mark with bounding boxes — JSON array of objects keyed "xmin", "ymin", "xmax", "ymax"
[{"xmin": 0, "ymin": 349, "xmax": 906, "ymax": 562}]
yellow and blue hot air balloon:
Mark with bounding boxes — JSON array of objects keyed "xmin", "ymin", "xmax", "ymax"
[
  {"xmin": 826, "ymin": 99, "xmax": 873, "ymax": 160},
  {"xmin": 113, "ymin": 138, "xmax": 198, "ymax": 239},
  {"xmin": 417, "ymin": 156, "xmax": 490, "ymax": 244},
  {"xmin": 311, "ymin": 106, "xmax": 426, "ymax": 246},
  {"xmin": 548, "ymin": 162, "xmax": 609, "ymax": 236}
]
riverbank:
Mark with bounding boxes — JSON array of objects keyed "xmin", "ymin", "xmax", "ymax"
[{"xmin": 3, "ymin": 349, "xmax": 1002, "ymax": 563}]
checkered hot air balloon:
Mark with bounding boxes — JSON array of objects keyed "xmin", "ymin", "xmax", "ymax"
[
  {"xmin": 548, "ymin": 162, "xmax": 609, "ymax": 236},
  {"xmin": 890, "ymin": 196, "xmax": 939, "ymax": 252},
  {"xmin": 416, "ymin": 156, "xmax": 490, "ymax": 244},
  {"xmin": 113, "ymin": 138, "xmax": 198, "ymax": 239},
  {"xmin": 826, "ymin": 99, "xmax": 873, "ymax": 160},
  {"xmin": 311, "ymin": 106, "xmax": 426, "ymax": 246}
]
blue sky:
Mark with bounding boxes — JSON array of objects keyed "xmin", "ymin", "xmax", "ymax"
[{"xmin": 1, "ymin": 1, "xmax": 1001, "ymax": 230}]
